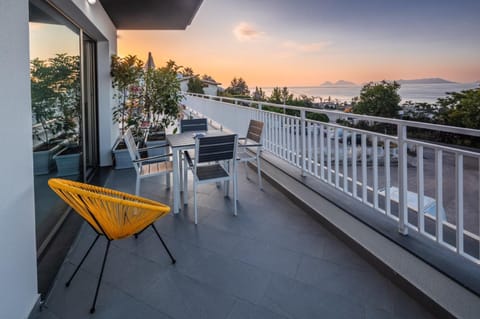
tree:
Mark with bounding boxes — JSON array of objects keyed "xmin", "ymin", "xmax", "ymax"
[
  {"xmin": 252, "ymin": 86, "xmax": 266, "ymax": 101},
  {"xmin": 201, "ymin": 74, "xmax": 216, "ymax": 82},
  {"xmin": 187, "ymin": 77, "xmax": 205, "ymax": 94},
  {"xmin": 281, "ymin": 87, "xmax": 293, "ymax": 104},
  {"xmin": 110, "ymin": 55, "xmax": 144, "ymax": 135},
  {"xmin": 31, "ymin": 53, "xmax": 81, "ymax": 146},
  {"xmin": 225, "ymin": 77, "xmax": 250, "ymax": 96},
  {"xmin": 401, "ymin": 101, "xmax": 436, "ymax": 123},
  {"xmin": 307, "ymin": 112, "xmax": 329, "ymax": 122},
  {"xmin": 269, "ymin": 86, "xmax": 293, "ymax": 104},
  {"xmin": 352, "ymin": 80, "xmax": 401, "ymax": 118},
  {"xmin": 436, "ymin": 88, "xmax": 480, "ymax": 129},
  {"xmin": 293, "ymin": 94, "xmax": 314, "ymax": 108},
  {"xmin": 180, "ymin": 67, "xmax": 194, "ymax": 77},
  {"xmin": 144, "ymin": 60, "xmax": 182, "ymax": 131}
]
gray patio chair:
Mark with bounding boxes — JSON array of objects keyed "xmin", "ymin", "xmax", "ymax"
[
  {"xmin": 184, "ymin": 134, "xmax": 238, "ymax": 224},
  {"xmin": 181, "ymin": 118, "xmax": 208, "ymax": 197},
  {"xmin": 237, "ymin": 119, "xmax": 264, "ymax": 189},
  {"xmin": 180, "ymin": 118, "xmax": 208, "ymax": 133},
  {"xmin": 123, "ymin": 128, "xmax": 173, "ymax": 196}
]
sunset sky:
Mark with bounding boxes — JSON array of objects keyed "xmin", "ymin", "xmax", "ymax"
[{"xmin": 118, "ymin": 0, "xmax": 479, "ymax": 87}]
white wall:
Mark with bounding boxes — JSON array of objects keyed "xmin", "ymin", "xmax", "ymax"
[
  {"xmin": 0, "ymin": 0, "xmax": 40, "ymax": 318},
  {"xmin": 204, "ymin": 84, "xmax": 218, "ymax": 96},
  {"xmin": 180, "ymin": 80, "xmax": 189, "ymax": 92}
]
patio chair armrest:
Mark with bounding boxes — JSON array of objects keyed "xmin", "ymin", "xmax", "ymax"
[
  {"xmin": 183, "ymin": 150, "xmax": 194, "ymax": 168},
  {"xmin": 137, "ymin": 144, "xmax": 170, "ymax": 152},
  {"xmin": 238, "ymin": 142, "xmax": 262, "ymax": 148},
  {"xmin": 133, "ymin": 153, "xmax": 173, "ymax": 163}
]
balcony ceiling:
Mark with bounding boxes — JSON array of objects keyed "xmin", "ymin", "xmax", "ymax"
[{"xmin": 99, "ymin": 0, "xmax": 203, "ymax": 30}]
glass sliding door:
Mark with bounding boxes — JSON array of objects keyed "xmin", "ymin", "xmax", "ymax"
[
  {"xmin": 29, "ymin": 0, "xmax": 101, "ymax": 297},
  {"xmin": 29, "ymin": 0, "xmax": 82, "ymax": 255}
]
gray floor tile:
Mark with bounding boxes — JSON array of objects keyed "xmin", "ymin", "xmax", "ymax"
[
  {"xmin": 31, "ymin": 309, "xmax": 61, "ymax": 319},
  {"xmin": 229, "ymin": 237, "xmax": 302, "ymax": 278},
  {"xmin": 227, "ymin": 300, "xmax": 289, "ymax": 319},
  {"xmin": 155, "ymin": 213, "xmax": 244, "ymax": 257},
  {"xmin": 184, "ymin": 251, "xmax": 272, "ymax": 303},
  {"xmin": 365, "ymin": 307, "xmax": 395, "ymax": 319},
  {"xmin": 135, "ymin": 269, "xmax": 237, "ymax": 319},
  {"xmin": 260, "ymin": 274, "xmax": 366, "ymax": 319}
]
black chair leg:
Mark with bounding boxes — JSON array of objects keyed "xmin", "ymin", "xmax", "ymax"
[
  {"xmin": 66, "ymin": 234, "xmax": 100, "ymax": 287},
  {"xmin": 151, "ymin": 224, "xmax": 176, "ymax": 264},
  {"xmin": 90, "ymin": 240, "xmax": 111, "ymax": 314}
]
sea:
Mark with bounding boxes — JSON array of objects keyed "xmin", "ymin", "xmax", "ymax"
[{"xmin": 254, "ymin": 83, "xmax": 479, "ymax": 104}]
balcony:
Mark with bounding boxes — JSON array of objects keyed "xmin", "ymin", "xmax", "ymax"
[
  {"xmin": 36, "ymin": 166, "xmax": 436, "ymax": 319},
  {"xmin": 34, "ymin": 94, "xmax": 479, "ymax": 318}
]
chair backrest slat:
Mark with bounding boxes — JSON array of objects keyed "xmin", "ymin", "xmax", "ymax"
[
  {"xmin": 196, "ymin": 134, "xmax": 237, "ymax": 163},
  {"xmin": 181, "ymin": 118, "xmax": 208, "ymax": 133},
  {"xmin": 246, "ymin": 120, "xmax": 264, "ymax": 143},
  {"xmin": 123, "ymin": 128, "xmax": 141, "ymax": 170},
  {"xmin": 123, "ymin": 129, "xmax": 141, "ymax": 160}
]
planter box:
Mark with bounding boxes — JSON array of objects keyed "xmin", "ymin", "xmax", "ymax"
[
  {"xmin": 54, "ymin": 147, "xmax": 82, "ymax": 177},
  {"xmin": 33, "ymin": 143, "xmax": 62, "ymax": 175},
  {"xmin": 146, "ymin": 139, "xmax": 168, "ymax": 157},
  {"xmin": 112, "ymin": 139, "xmax": 133, "ymax": 169}
]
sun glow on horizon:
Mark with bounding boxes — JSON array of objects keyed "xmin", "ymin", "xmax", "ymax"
[{"xmin": 117, "ymin": 0, "xmax": 480, "ymax": 87}]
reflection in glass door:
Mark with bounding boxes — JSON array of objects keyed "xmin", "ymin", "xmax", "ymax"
[{"xmin": 29, "ymin": 0, "xmax": 82, "ymax": 253}]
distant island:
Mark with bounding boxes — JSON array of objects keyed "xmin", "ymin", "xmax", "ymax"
[
  {"xmin": 396, "ymin": 78, "xmax": 455, "ymax": 84},
  {"xmin": 320, "ymin": 80, "xmax": 357, "ymax": 86},
  {"xmin": 317, "ymin": 78, "xmax": 457, "ymax": 87}
]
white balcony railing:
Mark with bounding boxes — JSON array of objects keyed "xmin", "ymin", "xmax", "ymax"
[{"xmin": 183, "ymin": 93, "xmax": 480, "ymax": 264}]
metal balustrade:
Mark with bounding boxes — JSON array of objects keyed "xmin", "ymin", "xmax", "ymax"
[{"xmin": 183, "ymin": 93, "xmax": 480, "ymax": 264}]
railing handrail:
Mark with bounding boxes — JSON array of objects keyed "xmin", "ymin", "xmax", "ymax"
[{"xmin": 187, "ymin": 93, "xmax": 480, "ymax": 138}]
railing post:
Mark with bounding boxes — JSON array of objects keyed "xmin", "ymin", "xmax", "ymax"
[
  {"xmin": 301, "ymin": 109, "xmax": 307, "ymax": 177},
  {"xmin": 397, "ymin": 124, "xmax": 408, "ymax": 235}
]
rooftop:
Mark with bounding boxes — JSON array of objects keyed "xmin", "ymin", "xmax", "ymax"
[{"xmin": 35, "ymin": 164, "xmax": 434, "ymax": 319}]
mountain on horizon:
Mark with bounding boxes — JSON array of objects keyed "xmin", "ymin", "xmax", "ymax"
[
  {"xmin": 396, "ymin": 78, "xmax": 455, "ymax": 84},
  {"xmin": 320, "ymin": 80, "xmax": 356, "ymax": 86}
]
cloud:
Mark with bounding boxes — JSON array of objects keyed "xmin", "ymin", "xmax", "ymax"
[
  {"xmin": 233, "ymin": 22, "xmax": 265, "ymax": 41},
  {"xmin": 282, "ymin": 40, "xmax": 330, "ymax": 53}
]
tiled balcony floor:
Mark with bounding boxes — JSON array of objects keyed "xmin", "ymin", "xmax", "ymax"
[{"xmin": 35, "ymin": 165, "xmax": 434, "ymax": 319}]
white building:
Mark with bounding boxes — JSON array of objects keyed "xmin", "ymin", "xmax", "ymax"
[
  {"xmin": 179, "ymin": 75, "xmax": 221, "ymax": 96},
  {"xmin": 0, "ymin": 1, "xmax": 202, "ymax": 318}
]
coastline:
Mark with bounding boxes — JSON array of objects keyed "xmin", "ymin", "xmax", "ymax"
[{"xmin": 251, "ymin": 82, "xmax": 479, "ymax": 104}]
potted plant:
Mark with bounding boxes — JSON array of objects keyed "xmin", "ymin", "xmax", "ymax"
[
  {"xmin": 31, "ymin": 55, "xmax": 69, "ymax": 175},
  {"xmin": 143, "ymin": 60, "xmax": 183, "ymax": 157},
  {"xmin": 110, "ymin": 55, "xmax": 145, "ymax": 169}
]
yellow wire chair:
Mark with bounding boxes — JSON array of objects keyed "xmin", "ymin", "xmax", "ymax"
[{"xmin": 48, "ymin": 178, "xmax": 176, "ymax": 314}]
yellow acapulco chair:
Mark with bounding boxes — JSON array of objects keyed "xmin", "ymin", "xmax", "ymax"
[{"xmin": 48, "ymin": 178, "xmax": 176, "ymax": 314}]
